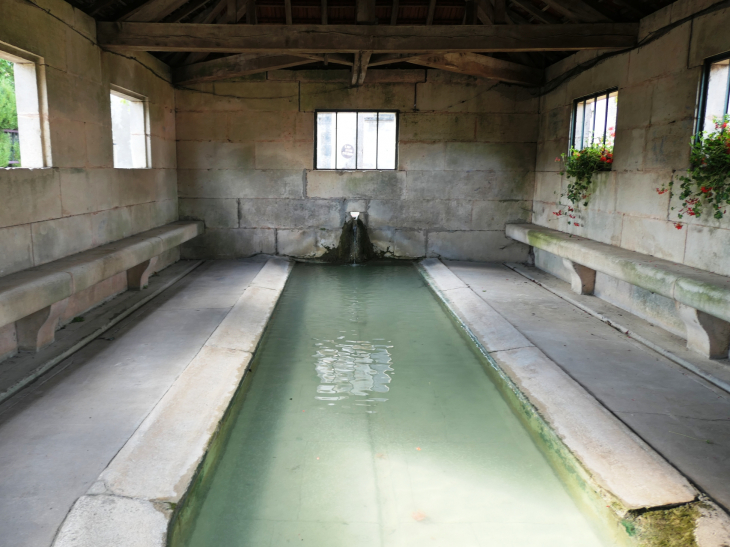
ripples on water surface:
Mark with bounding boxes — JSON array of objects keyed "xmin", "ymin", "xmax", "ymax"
[{"xmin": 177, "ymin": 263, "xmax": 608, "ymax": 547}]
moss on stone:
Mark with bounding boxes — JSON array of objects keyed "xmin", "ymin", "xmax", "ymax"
[
  {"xmin": 625, "ymin": 504, "xmax": 700, "ymax": 547},
  {"xmin": 319, "ymin": 218, "xmax": 376, "ymax": 264}
]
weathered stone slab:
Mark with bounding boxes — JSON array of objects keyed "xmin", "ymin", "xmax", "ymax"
[
  {"xmin": 206, "ymin": 286, "xmax": 281, "ymax": 352},
  {"xmin": 181, "ymin": 228, "xmax": 275, "ymax": 259},
  {"xmin": 178, "ymin": 169, "xmax": 304, "ymax": 200},
  {"xmin": 251, "ymin": 257, "xmax": 294, "ymax": 292},
  {"xmin": 307, "ymin": 170, "xmax": 405, "ymax": 200},
  {"xmin": 420, "ymin": 258, "xmax": 468, "ymax": 291},
  {"xmin": 428, "ymin": 231, "xmax": 529, "ymax": 262},
  {"xmin": 179, "ymin": 198, "xmax": 238, "ymax": 229},
  {"xmin": 239, "ymin": 199, "xmax": 341, "ymax": 229},
  {"xmin": 489, "ymin": 346, "xmax": 697, "ymax": 509},
  {"xmin": 53, "ymin": 495, "xmax": 168, "ymax": 547},
  {"xmin": 277, "ymin": 229, "xmax": 317, "ymax": 257},
  {"xmin": 99, "ymin": 346, "xmax": 253, "ymax": 501}
]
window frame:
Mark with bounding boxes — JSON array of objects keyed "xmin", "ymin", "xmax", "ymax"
[
  {"xmin": 696, "ymin": 51, "xmax": 730, "ymax": 135},
  {"xmin": 0, "ymin": 40, "xmax": 51, "ymax": 168},
  {"xmin": 110, "ymin": 84, "xmax": 151, "ymax": 169},
  {"xmin": 569, "ymin": 87, "xmax": 619, "ymax": 154},
  {"xmin": 314, "ymin": 109, "xmax": 400, "ymax": 171}
]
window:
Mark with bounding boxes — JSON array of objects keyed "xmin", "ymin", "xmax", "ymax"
[
  {"xmin": 0, "ymin": 44, "xmax": 49, "ymax": 168},
  {"xmin": 110, "ymin": 87, "xmax": 149, "ymax": 168},
  {"xmin": 570, "ymin": 89, "xmax": 618, "ymax": 152},
  {"xmin": 315, "ymin": 111, "xmax": 398, "ymax": 170},
  {"xmin": 698, "ymin": 54, "xmax": 730, "ymax": 134}
]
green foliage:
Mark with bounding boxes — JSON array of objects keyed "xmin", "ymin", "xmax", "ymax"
[
  {"xmin": 0, "ymin": 59, "xmax": 18, "ymax": 131},
  {"xmin": 0, "ymin": 131, "xmax": 10, "ymax": 167},
  {"xmin": 675, "ymin": 115, "xmax": 730, "ymax": 220},
  {"xmin": 558, "ymin": 142, "xmax": 614, "ymax": 207}
]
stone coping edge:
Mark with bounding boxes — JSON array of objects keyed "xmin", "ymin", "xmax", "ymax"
[
  {"xmin": 50, "ymin": 257, "xmax": 294, "ymax": 547},
  {"xmin": 416, "ymin": 258, "xmax": 697, "ymax": 512}
]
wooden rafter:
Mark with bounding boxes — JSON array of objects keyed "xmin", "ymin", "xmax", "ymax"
[
  {"xmin": 475, "ymin": 0, "xmax": 494, "ymax": 24},
  {"xmin": 539, "ymin": 0, "xmax": 610, "ymax": 22},
  {"xmin": 390, "ymin": 0, "xmax": 399, "ymax": 25},
  {"xmin": 284, "ymin": 0, "xmax": 292, "ymax": 23},
  {"xmin": 509, "ymin": 0, "xmax": 562, "ymax": 24},
  {"xmin": 321, "ymin": 0, "xmax": 328, "ymax": 24},
  {"xmin": 246, "ymin": 0, "xmax": 257, "ymax": 23},
  {"xmin": 369, "ymin": 53, "xmax": 425, "ymax": 66},
  {"xmin": 97, "ymin": 22, "xmax": 639, "ymax": 53},
  {"xmin": 121, "ymin": 0, "xmax": 195, "ymax": 22},
  {"xmin": 426, "ymin": 0, "xmax": 437, "ymax": 24},
  {"xmin": 174, "ymin": 53, "xmax": 316, "ymax": 83},
  {"xmin": 494, "ymin": 0, "xmax": 507, "ymax": 23},
  {"xmin": 408, "ymin": 52, "xmax": 543, "ymax": 85}
]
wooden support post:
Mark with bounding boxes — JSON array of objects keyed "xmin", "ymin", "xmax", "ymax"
[
  {"xmin": 464, "ymin": 0, "xmax": 477, "ymax": 24},
  {"xmin": 127, "ymin": 257, "xmax": 159, "ymax": 290},
  {"xmin": 494, "ymin": 0, "xmax": 506, "ymax": 23},
  {"xmin": 358, "ymin": 51, "xmax": 372, "ymax": 84},
  {"xmin": 356, "ymin": 0, "xmax": 376, "ymax": 23},
  {"xmin": 426, "ymin": 0, "xmax": 437, "ymax": 24},
  {"xmin": 16, "ymin": 299, "xmax": 69, "ymax": 352},
  {"xmin": 246, "ymin": 0, "xmax": 257, "ymax": 23},
  {"xmin": 321, "ymin": 0, "xmax": 328, "ymax": 24},
  {"xmin": 284, "ymin": 0, "xmax": 292, "ymax": 23},
  {"xmin": 227, "ymin": 0, "xmax": 237, "ymax": 22},
  {"xmin": 390, "ymin": 0, "xmax": 399, "ymax": 25}
]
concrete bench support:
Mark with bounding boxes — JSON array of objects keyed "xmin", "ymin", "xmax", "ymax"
[
  {"xmin": 16, "ymin": 299, "xmax": 69, "ymax": 352},
  {"xmin": 676, "ymin": 303, "xmax": 730, "ymax": 359},
  {"xmin": 562, "ymin": 258, "xmax": 596, "ymax": 295},
  {"xmin": 127, "ymin": 257, "xmax": 158, "ymax": 290}
]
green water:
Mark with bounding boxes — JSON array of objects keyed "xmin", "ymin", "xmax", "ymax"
[{"xmin": 178, "ymin": 263, "xmax": 607, "ymax": 547}]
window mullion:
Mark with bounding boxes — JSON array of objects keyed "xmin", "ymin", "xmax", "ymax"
[{"xmin": 603, "ymin": 92, "xmax": 609, "ymax": 146}]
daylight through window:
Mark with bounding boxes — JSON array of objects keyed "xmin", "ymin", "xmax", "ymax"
[
  {"xmin": 111, "ymin": 89, "xmax": 148, "ymax": 169},
  {"xmin": 316, "ymin": 111, "xmax": 398, "ymax": 170},
  {"xmin": 0, "ymin": 58, "xmax": 20, "ymax": 167},
  {"xmin": 700, "ymin": 55, "xmax": 730, "ymax": 133},
  {"xmin": 571, "ymin": 90, "xmax": 618, "ymax": 152}
]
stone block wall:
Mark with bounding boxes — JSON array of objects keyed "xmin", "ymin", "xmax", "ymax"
[
  {"xmin": 532, "ymin": 0, "xmax": 730, "ymax": 333},
  {"xmin": 176, "ymin": 69, "xmax": 537, "ymax": 262},
  {"xmin": 0, "ymin": 0, "xmax": 178, "ymax": 358}
]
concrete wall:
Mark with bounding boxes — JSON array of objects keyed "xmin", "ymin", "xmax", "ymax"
[
  {"xmin": 0, "ymin": 0, "xmax": 178, "ymax": 279},
  {"xmin": 532, "ymin": 0, "xmax": 730, "ymax": 333},
  {"xmin": 176, "ymin": 69, "xmax": 536, "ymax": 262},
  {"xmin": 0, "ymin": 0, "xmax": 178, "ymax": 358}
]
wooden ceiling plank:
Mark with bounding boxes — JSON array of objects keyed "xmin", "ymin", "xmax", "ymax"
[
  {"xmin": 97, "ymin": 22, "xmax": 639, "ymax": 53},
  {"xmin": 175, "ymin": 53, "xmax": 317, "ymax": 83},
  {"xmin": 408, "ymin": 52, "xmax": 543, "ymax": 85},
  {"xmin": 356, "ymin": 0, "xmax": 377, "ymax": 23}
]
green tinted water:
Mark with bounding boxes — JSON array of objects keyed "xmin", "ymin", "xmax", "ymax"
[{"xmin": 177, "ymin": 263, "xmax": 607, "ymax": 547}]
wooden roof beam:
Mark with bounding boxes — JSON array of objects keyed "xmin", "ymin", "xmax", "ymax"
[
  {"xmin": 408, "ymin": 52, "xmax": 543, "ymax": 85},
  {"xmin": 97, "ymin": 22, "xmax": 639, "ymax": 53},
  {"xmin": 539, "ymin": 0, "xmax": 610, "ymax": 22},
  {"xmin": 175, "ymin": 53, "xmax": 317, "ymax": 84}
]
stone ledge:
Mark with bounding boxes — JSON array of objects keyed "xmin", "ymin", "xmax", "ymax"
[
  {"xmin": 506, "ymin": 223, "xmax": 730, "ymax": 325},
  {"xmin": 51, "ymin": 257, "xmax": 293, "ymax": 547},
  {"xmin": 0, "ymin": 221, "xmax": 205, "ymax": 328},
  {"xmin": 419, "ymin": 257, "xmax": 697, "ymax": 511}
]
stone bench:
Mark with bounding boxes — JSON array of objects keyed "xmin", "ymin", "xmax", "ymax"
[
  {"xmin": 506, "ymin": 223, "xmax": 730, "ymax": 359},
  {"xmin": 0, "ymin": 221, "xmax": 204, "ymax": 352}
]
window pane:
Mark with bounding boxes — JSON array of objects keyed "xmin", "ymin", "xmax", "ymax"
[
  {"xmin": 111, "ymin": 92, "xmax": 147, "ymax": 168},
  {"xmin": 357, "ymin": 112, "xmax": 378, "ymax": 169},
  {"xmin": 573, "ymin": 101, "xmax": 585, "ymax": 150},
  {"xmin": 705, "ymin": 59, "xmax": 730, "ymax": 132},
  {"xmin": 606, "ymin": 91, "xmax": 618, "ymax": 146},
  {"xmin": 316, "ymin": 112, "xmax": 336, "ymax": 169},
  {"xmin": 594, "ymin": 94, "xmax": 608, "ymax": 146},
  {"xmin": 582, "ymin": 97, "xmax": 595, "ymax": 149},
  {"xmin": 377, "ymin": 112, "xmax": 396, "ymax": 169},
  {"xmin": 336, "ymin": 112, "xmax": 357, "ymax": 169}
]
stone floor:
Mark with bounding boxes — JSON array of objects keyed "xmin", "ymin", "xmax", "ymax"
[
  {"xmin": 0, "ymin": 259, "xmax": 266, "ymax": 547},
  {"xmin": 443, "ymin": 261, "xmax": 730, "ymax": 512}
]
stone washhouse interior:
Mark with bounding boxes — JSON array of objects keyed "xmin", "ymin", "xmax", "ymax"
[{"xmin": 2, "ymin": 0, "xmax": 730, "ymax": 544}]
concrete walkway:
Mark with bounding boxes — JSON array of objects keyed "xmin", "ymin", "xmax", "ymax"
[
  {"xmin": 0, "ymin": 259, "xmax": 267, "ymax": 547},
  {"xmin": 442, "ymin": 261, "xmax": 730, "ymax": 511}
]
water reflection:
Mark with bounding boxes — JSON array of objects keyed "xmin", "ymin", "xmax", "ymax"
[{"xmin": 313, "ymin": 337, "xmax": 394, "ymax": 403}]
